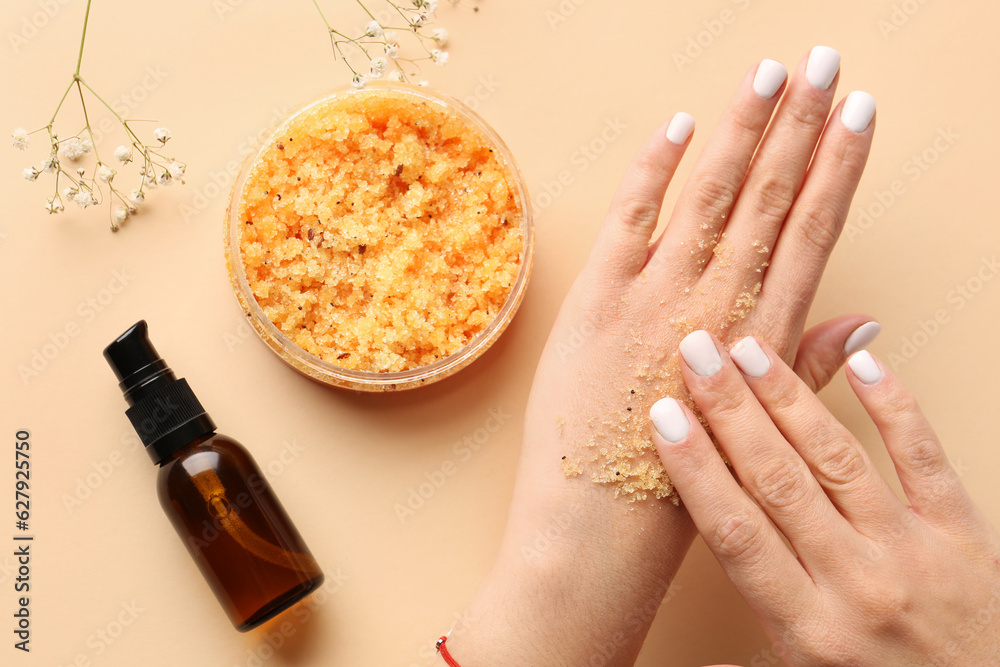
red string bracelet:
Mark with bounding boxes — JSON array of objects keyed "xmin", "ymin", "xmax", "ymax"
[{"xmin": 436, "ymin": 634, "xmax": 461, "ymax": 666}]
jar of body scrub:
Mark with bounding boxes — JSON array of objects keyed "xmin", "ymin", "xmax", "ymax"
[{"xmin": 225, "ymin": 83, "xmax": 533, "ymax": 391}]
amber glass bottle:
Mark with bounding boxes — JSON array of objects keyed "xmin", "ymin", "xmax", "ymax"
[{"xmin": 104, "ymin": 321, "xmax": 324, "ymax": 631}]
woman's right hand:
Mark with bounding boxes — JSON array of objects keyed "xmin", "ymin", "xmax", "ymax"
[{"xmin": 654, "ymin": 334, "xmax": 1000, "ymax": 666}]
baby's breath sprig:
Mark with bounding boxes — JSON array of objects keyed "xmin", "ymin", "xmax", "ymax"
[
  {"xmin": 312, "ymin": 0, "xmax": 457, "ymax": 88},
  {"xmin": 11, "ymin": 0, "xmax": 184, "ymax": 232}
]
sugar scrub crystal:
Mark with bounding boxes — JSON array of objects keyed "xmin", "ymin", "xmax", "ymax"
[{"xmin": 237, "ymin": 87, "xmax": 524, "ymax": 373}]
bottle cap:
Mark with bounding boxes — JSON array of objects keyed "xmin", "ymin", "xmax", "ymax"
[{"xmin": 103, "ymin": 321, "xmax": 216, "ymax": 464}]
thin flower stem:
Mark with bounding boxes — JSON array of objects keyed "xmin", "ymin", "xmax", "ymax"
[
  {"xmin": 78, "ymin": 78, "xmax": 126, "ymax": 124},
  {"xmin": 74, "ymin": 0, "xmax": 93, "ymax": 77},
  {"xmin": 354, "ymin": 0, "xmax": 377, "ymax": 21},
  {"xmin": 48, "ymin": 80, "xmax": 75, "ymax": 127},
  {"xmin": 74, "ymin": 80, "xmax": 102, "ymax": 164}
]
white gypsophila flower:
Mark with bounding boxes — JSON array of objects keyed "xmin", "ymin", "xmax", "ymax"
[
  {"xmin": 370, "ymin": 57, "xmax": 388, "ymax": 79},
  {"xmin": 431, "ymin": 27, "xmax": 448, "ymax": 45},
  {"xmin": 418, "ymin": 80, "xmax": 429, "ymax": 87},
  {"xmin": 41, "ymin": 158, "xmax": 58, "ymax": 173},
  {"xmin": 115, "ymin": 145, "xmax": 133, "ymax": 163},
  {"xmin": 96, "ymin": 164, "xmax": 115, "ymax": 183},
  {"xmin": 384, "ymin": 42, "xmax": 399, "ymax": 59},
  {"xmin": 431, "ymin": 49, "xmax": 449, "ymax": 66},
  {"xmin": 365, "ymin": 20, "xmax": 383, "ymax": 38},
  {"xmin": 76, "ymin": 167, "xmax": 86, "ymax": 176},
  {"xmin": 154, "ymin": 127, "xmax": 171, "ymax": 143},
  {"xmin": 62, "ymin": 186, "xmax": 78, "ymax": 200},
  {"xmin": 415, "ymin": 0, "xmax": 437, "ymax": 13},
  {"xmin": 352, "ymin": 73, "xmax": 367, "ymax": 89},
  {"xmin": 130, "ymin": 189, "xmax": 145, "ymax": 206},
  {"xmin": 388, "ymin": 70, "xmax": 404, "ymax": 82},
  {"xmin": 44, "ymin": 196, "xmax": 64, "ymax": 214},
  {"xmin": 157, "ymin": 170, "xmax": 172, "ymax": 186},
  {"xmin": 59, "ymin": 136, "xmax": 90, "ymax": 161},
  {"xmin": 167, "ymin": 161, "xmax": 185, "ymax": 180},
  {"xmin": 12, "ymin": 127, "xmax": 29, "ymax": 150},
  {"xmin": 73, "ymin": 190, "xmax": 95, "ymax": 208},
  {"xmin": 113, "ymin": 207, "xmax": 128, "ymax": 225},
  {"xmin": 409, "ymin": 13, "xmax": 425, "ymax": 28},
  {"xmin": 23, "ymin": 167, "xmax": 39, "ymax": 182}
]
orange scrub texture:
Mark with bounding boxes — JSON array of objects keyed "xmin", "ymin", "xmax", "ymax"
[
  {"xmin": 237, "ymin": 90, "xmax": 523, "ymax": 372},
  {"xmin": 558, "ymin": 250, "xmax": 766, "ymax": 503}
]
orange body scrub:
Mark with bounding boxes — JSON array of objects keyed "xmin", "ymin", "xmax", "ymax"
[{"xmin": 236, "ymin": 88, "xmax": 524, "ymax": 373}]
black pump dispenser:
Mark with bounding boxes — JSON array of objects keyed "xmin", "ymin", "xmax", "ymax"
[{"xmin": 103, "ymin": 321, "xmax": 216, "ymax": 464}]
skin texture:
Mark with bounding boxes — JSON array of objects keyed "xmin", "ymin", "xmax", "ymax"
[
  {"xmin": 656, "ymin": 334, "xmax": 1000, "ymax": 666},
  {"xmin": 446, "ymin": 50, "xmax": 876, "ymax": 666}
]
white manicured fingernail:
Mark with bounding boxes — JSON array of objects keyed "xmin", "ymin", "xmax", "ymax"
[
  {"xmin": 844, "ymin": 321, "xmax": 881, "ymax": 356},
  {"xmin": 806, "ymin": 46, "xmax": 840, "ymax": 90},
  {"xmin": 666, "ymin": 112, "xmax": 695, "ymax": 145},
  {"xmin": 841, "ymin": 91, "xmax": 876, "ymax": 133},
  {"xmin": 680, "ymin": 330, "xmax": 723, "ymax": 377},
  {"xmin": 848, "ymin": 351, "xmax": 883, "ymax": 384},
  {"xmin": 650, "ymin": 398, "xmax": 690, "ymax": 443},
  {"xmin": 753, "ymin": 59, "xmax": 787, "ymax": 99},
  {"xmin": 730, "ymin": 336, "xmax": 770, "ymax": 378}
]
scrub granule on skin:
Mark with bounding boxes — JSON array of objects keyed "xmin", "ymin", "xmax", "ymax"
[{"xmin": 238, "ymin": 90, "xmax": 524, "ymax": 372}]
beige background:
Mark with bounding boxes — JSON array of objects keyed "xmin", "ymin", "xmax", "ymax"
[{"xmin": 2, "ymin": 0, "xmax": 999, "ymax": 665}]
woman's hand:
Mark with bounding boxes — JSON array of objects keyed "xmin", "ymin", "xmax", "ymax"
[
  {"xmin": 448, "ymin": 47, "xmax": 879, "ymax": 665},
  {"xmin": 653, "ymin": 332, "xmax": 1000, "ymax": 666}
]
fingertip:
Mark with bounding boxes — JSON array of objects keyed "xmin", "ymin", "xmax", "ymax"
[
  {"xmin": 841, "ymin": 90, "xmax": 877, "ymax": 134},
  {"xmin": 666, "ymin": 112, "xmax": 695, "ymax": 145},
  {"xmin": 847, "ymin": 350, "xmax": 884, "ymax": 385},
  {"xmin": 843, "ymin": 320, "xmax": 882, "ymax": 356},
  {"xmin": 650, "ymin": 397, "xmax": 691, "ymax": 444}
]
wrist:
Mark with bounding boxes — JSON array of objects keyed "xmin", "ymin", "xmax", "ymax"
[{"xmin": 446, "ymin": 482, "xmax": 696, "ymax": 665}]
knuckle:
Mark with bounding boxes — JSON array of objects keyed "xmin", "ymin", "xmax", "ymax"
[
  {"xmin": 726, "ymin": 107, "xmax": 760, "ymax": 137},
  {"xmin": 814, "ymin": 440, "xmax": 869, "ymax": 489},
  {"xmin": 901, "ymin": 436, "xmax": 947, "ymax": 476},
  {"xmin": 767, "ymin": 383, "xmax": 805, "ymax": 415},
  {"xmin": 794, "ymin": 205, "xmax": 842, "ymax": 256},
  {"xmin": 827, "ymin": 134, "xmax": 870, "ymax": 174},
  {"xmin": 786, "ymin": 99, "xmax": 829, "ymax": 132},
  {"xmin": 689, "ymin": 177, "xmax": 736, "ymax": 219},
  {"xmin": 612, "ymin": 194, "xmax": 661, "ymax": 232},
  {"xmin": 712, "ymin": 515, "xmax": 767, "ymax": 565},
  {"xmin": 753, "ymin": 458, "xmax": 811, "ymax": 510},
  {"xmin": 751, "ymin": 176, "xmax": 797, "ymax": 222},
  {"xmin": 859, "ymin": 583, "xmax": 914, "ymax": 635},
  {"xmin": 698, "ymin": 385, "xmax": 751, "ymax": 420}
]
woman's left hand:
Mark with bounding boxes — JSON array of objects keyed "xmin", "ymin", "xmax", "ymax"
[{"xmin": 653, "ymin": 332, "xmax": 1000, "ymax": 666}]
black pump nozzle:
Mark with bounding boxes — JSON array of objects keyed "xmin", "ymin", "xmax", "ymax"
[{"xmin": 104, "ymin": 321, "xmax": 216, "ymax": 464}]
